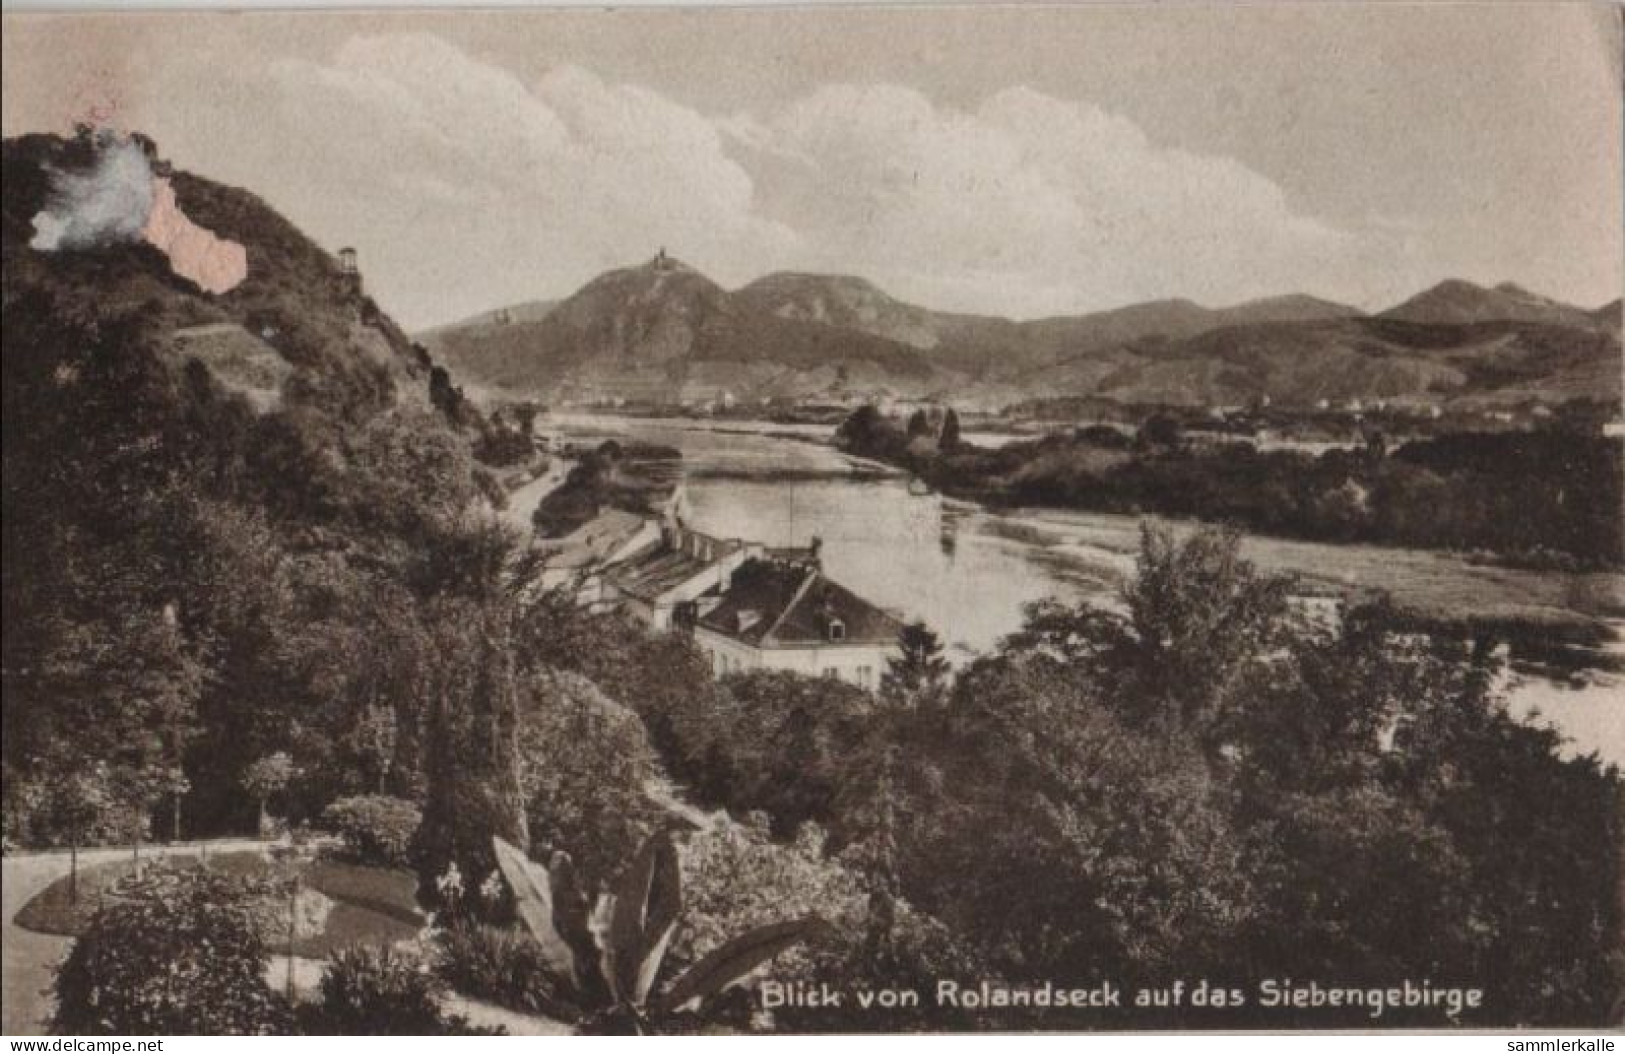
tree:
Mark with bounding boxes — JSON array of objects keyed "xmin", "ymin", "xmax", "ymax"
[
  {"xmin": 938, "ymin": 408, "xmax": 962, "ymax": 453},
  {"xmin": 833, "ymin": 405, "xmax": 902, "ymax": 459},
  {"xmin": 412, "ymin": 600, "xmax": 529, "ymax": 919},
  {"xmin": 1136, "ymin": 412, "xmax": 1183, "ymax": 449},
  {"xmin": 703, "ymin": 670, "xmax": 874, "ymax": 832},
  {"xmin": 1118, "ymin": 524, "xmax": 1291, "ymax": 740},
  {"xmin": 905, "ymin": 409, "xmax": 932, "ymax": 439},
  {"xmin": 427, "ymin": 365, "xmax": 467, "ymax": 424},
  {"xmin": 516, "ymin": 669, "xmax": 664, "ymax": 890},
  {"xmin": 350, "ymin": 703, "xmax": 399, "ymax": 795},
  {"xmin": 241, "ymin": 753, "xmax": 296, "ymax": 837},
  {"xmin": 114, "ymin": 764, "xmax": 171, "ymax": 878},
  {"xmin": 510, "ymin": 401, "xmax": 541, "ymax": 436},
  {"xmin": 40, "ymin": 763, "xmax": 115, "ymax": 904},
  {"xmin": 163, "ymin": 766, "xmax": 190, "ymax": 844},
  {"xmin": 880, "ymin": 621, "xmax": 950, "ymax": 707}
]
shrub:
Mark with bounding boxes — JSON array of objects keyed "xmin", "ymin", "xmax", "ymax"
[
  {"xmin": 433, "ymin": 921, "xmax": 574, "ymax": 1018},
  {"xmin": 300, "ymin": 945, "xmax": 496, "ymax": 1035},
  {"xmin": 53, "ymin": 864, "xmax": 291, "ymax": 1035},
  {"xmin": 321, "ymin": 795, "xmax": 421, "ymax": 867}
]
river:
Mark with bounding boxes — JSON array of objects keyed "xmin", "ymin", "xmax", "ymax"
[{"xmin": 539, "ymin": 412, "xmax": 1625, "ymax": 764}]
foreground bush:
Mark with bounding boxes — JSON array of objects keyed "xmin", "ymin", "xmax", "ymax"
[
  {"xmin": 321, "ymin": 795, "xmax": 421, "ymax": 866},
  {"xmin": 53, "ymin": 865, "xmax": 290, "ymax": 1035},
  {"xmin": 300, "ymin": 945, "xmax": 497, "ymax": 1035},
  {"xmin": 433, "ymin": 921, "xmax": 573, "ymax": 1018}
]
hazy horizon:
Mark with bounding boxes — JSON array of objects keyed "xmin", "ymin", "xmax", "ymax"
[
  {"xmin": 4, "ymin": 4, "xmax": 1621, "ymax": 330},
  {"xmin": 425, "ymin": 254, "xmax": 1618, "ymax": 334}
]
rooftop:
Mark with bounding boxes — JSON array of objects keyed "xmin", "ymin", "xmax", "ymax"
[
  {"xmin": 537, "ymin": 508, "xmax": 649, "ymax": 570},
  {"xmin": 609, "ymin": 542, "xmax": 719, "ymax": 600},
  {"xmin": 697, "ymin": 558, "xmax": 904, "ymax": 649}
]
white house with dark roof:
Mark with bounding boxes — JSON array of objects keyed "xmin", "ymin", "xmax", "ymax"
[
  {"xmin": 687, "ymin": 556, "xmax": 904, "ymax": 689},
  {"xmin": 577, "ymin": 512, "xmax": 904, "ymax": 686}
]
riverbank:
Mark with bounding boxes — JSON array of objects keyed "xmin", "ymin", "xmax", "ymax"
[
  {"xmin": 835, "ymin": 407, "xmax": 1624, "ymax": 575},
  {"xmin": 986, "ymin": 504, "xmax": 1624, "ymax": 674}
]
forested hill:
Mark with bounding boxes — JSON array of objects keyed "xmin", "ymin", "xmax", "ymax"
[
  {"xmin": 1, "ymin": 130, "xmax": 521, "ymax": 838},
  {"xmin": 429, "ymin": 262, "xmax": 1619, "ymax": 410},
  {"xmin": 424, "ymin": 252, "xmax": 943, "ymax": 403}
]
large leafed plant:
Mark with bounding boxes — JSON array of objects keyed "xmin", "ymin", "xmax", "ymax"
[{"xmin": 491, "ymin": 831, "xmax": 828, "ymax": 1034}]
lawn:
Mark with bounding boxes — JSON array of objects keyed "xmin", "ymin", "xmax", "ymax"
[{"xmin": 12, "ymin": 850, "xmax": 422, "ymax": 958}]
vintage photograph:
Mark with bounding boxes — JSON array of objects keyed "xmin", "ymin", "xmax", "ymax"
[{"xmin": 1, "ymin": 1, "xmax": 1621, "ymax": 1036}]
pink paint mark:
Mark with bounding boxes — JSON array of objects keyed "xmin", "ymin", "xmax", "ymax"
[
  {"xmin": 142, "ymin": 177, "xmax": 248, "ymax": 294},
  {"xmin": 62, "ymin": 72, "xmax": 128, "ymax": 137}
]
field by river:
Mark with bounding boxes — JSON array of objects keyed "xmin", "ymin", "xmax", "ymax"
[{"xmin": 538, "ymin": 412, "xmax": 1624, "ymax": 763}]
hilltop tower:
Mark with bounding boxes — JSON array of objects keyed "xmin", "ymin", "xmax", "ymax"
[{"xmin": 338, "ymin": 246, "xmax": 362, "ymax": 297}]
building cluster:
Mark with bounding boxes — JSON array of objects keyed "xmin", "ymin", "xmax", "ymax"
[{"xmin": 534, "ymin": 487, "xmax": 904, "ymax": 688}]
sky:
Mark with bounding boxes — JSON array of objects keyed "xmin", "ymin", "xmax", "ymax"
[{"xmin": 3, "ymin": 3, "xmax": 1622, "ymax": 330}]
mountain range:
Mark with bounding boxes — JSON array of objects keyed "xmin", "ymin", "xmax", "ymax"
[{"xmin": 422, "ymin": 255, "xmax": 1622, "ymax": 412}]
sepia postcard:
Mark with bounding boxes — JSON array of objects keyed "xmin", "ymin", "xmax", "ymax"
[{"xmin": 1, "ymin": 1, "xmax": 1622, "ymax": 1037}]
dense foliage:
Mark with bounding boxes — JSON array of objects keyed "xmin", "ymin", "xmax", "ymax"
[
  {"xmin": 0, "ymin": 133, "xmax": 547, "ymax": 856},
  {"xmin": 433, "ymin": 921, "xmax": 573, "ymax": 1018},
  {"xmin": 53, "ymin": 865, "xmax": 291, "ymax": 1035},
  {"xmin": 515, "ymin": 668, "xmax": 665, "ymax": 888},
  {"xmin": 299, "ymin": 946, "xmax": 496, "ymax": 1036},
  {"xmin": 321, "ymin": 795, "xmax": 422, "ymax": 867},
  {"xmin": 529, "ymin": 523, "xmax": 1623, "ymax": 1027}
]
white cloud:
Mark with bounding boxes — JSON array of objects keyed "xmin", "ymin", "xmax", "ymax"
[
  {"xmin": 154, "ymin": 33, "xmax": 797, "ymax": 326},
  {"xmin": 150, "ymin": 34, "xmax": 1367, "ymax": 326},
  {"xmin": 729, "ymin": 82, "xmax": 1357, "ymax": 316}
]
